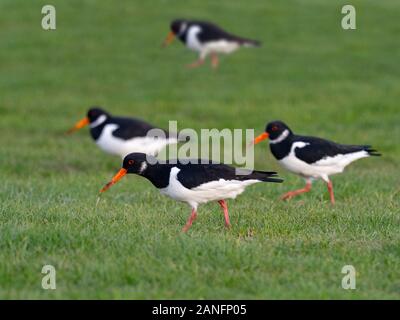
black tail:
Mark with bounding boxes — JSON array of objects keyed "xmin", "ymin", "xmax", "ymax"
[
  {"xmin": 252, "ymin": 170, "xmax": 283, "ymax": 183},
  {"xmin": 363, "ymin": 145, "xmax": 381, "ymax": 156},
  {"xmin": 166, "ymin": 131, "xmax": 192, "ymax": 143},
  {"xmin": 235, "ymin": 169, "xmax": 283, "ymax": 183},
  {"xmin": 239, "ymin": 38, "xmax": 261, "ymax": 47}
]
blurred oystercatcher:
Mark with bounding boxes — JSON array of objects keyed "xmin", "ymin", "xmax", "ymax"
[
  {"xmin": 100, "ymin": 153, "xmax": 282, "ymax": 232},
  {"xmin": 67, "ymin": 107, "xmax": 179, "ymax": 158},
  {"xmin": 162, "ymin": 19, "xmax": 261, "ymax": 69},
  {"xmin": 252, "ymin": 121, "xmax": 380, "ymax": 204}
]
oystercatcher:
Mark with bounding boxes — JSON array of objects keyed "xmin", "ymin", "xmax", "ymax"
[
  {"xmin": 67, "ymin": 107, "xmax": 179, "ymax": 157},
  {"xmin": 252, "ymin": 121, "xmax": 380, "ymax": 204},
  {"xmin": 162, "ymin": 19, "xmax": 261, "ymax": 69},
  {"xmin": 100, "ymin": 153, "xmax": 282, "ymax": 232}
]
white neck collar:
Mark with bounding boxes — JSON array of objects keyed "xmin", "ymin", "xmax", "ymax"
[
  {"xmin": 269, "ymin": 129, "xmax": 290, "ymax": 144},
  {"xmin": 90, "ymin": 114, "xmax": 107, "ymax": 128},
  {"xmin": 178, "ymin": 23, "xmax": 188, "ymax": 36},
  {"xmin": 139, "ymin": 162, "xmax": 148, "ymax": 174}
]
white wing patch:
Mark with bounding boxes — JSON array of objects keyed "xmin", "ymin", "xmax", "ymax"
[
  {"xmin": 292, "ymin": 141, "xmax": 309, "ymax": 150},
  {"xmin": 314, "ymin": 151, "xmax": 369, "ymax": 167},
  {"xmin": 200, "ymin": 40, "xmax": 240, "ymax": 59},
  {"xmin": 159, "ymin": 167, "xmax": 260, "ymax": 209},
  {"xmin": 95, "ymin": 124, "xmax": 178, "ymax": 158},
  {"xmin": 279, "ymin": 141, "xmax": 370, "ymax": 180},
  {"xmin": 186, "ymin": 25, "xmax": 240, "ymax": 59}
]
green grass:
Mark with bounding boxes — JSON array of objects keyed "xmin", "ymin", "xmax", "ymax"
[{"xmin": 0, "ymin": 0, "xmax": 399, "ymax": 299}]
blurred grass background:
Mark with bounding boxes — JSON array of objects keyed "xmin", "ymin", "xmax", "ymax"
[{"xmin": 0, "ymin": 0, "xmax": 399, "ymax": 299}]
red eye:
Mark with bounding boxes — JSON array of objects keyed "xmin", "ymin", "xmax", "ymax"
[
  {"xmin": 128, "ymin": 160, "xmax": 134, "ymax": 165},
  {"xmin": 272, "ymin": 126, "xmax": 279, "ymax": 131}
]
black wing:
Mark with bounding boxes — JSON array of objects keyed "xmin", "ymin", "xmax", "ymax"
[
  {"xmin": 294, "ymin": 135, "xmax": 380, "ymax": 164},
  {"xmin": 175, "ymin": 160, "xmax": 281, "ymax": 189},
  {"xmin": 111, "ymin": 117, "xmax": 169, "ymax": 140},
  {"xmin": 194, "ymin": 21, "xmax": 261, "ymax": 46}
]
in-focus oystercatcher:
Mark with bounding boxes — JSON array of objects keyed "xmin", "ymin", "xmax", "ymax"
[
  {"xmin": 252, "ymin": 121, "xmax": 380, "ymax": 204},
  {"xmin": 100, "ymin": 153, "xmax": 282, "ymax": 232},
  {"xmin": 67, "ymin": 107, "xmax": 179, "ymax": 158},
  {"xmin": 162, "ymin": 19, "xmax": 261, "ymax": 69}
]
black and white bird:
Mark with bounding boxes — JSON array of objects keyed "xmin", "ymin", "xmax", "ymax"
[
  {"xmin": 162, "ymin": 19, "xmax": 261, "ymax": 69},
  {"xmin": 252, "ymin": 121, "xmax": 380, "ymax": 204},
  {"xmin": 67, "ymin": 107, "xmax": 179, "ymax": 158},
  {"xmin": 100, "ymin": 153, "xmax": 282, "ymax": 232}
]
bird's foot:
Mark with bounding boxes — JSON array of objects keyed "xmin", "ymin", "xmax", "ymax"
[
  {"xmin": 327, "ymin": 181, "xmax": 335, "ymax": 205},
  {"xmin": 186, "ymin": 59, "xmax": 204, "ymax": 69},
  {"xmin": 182, "ymin": 210, "xmax": 197, "ymax": 233},
  {"xmin": 280, "ymin": 192, "xmax": 295, "ymax": 201},
  {"xmin": 280, "ymin": 183, "xmax": 312, "ymax": 201},
  {"xmin": 211, "ymin": 54, "xmax": 219, "ymax": 69}
]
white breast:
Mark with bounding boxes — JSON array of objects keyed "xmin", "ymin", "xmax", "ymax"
[
  {"xmin": 95, "ymin": 124, "xmax": 178, "ymax": 158},
  {"xmin": 160, "ymin": 167, "xmax": 260, "ymax": 210},
  {"xmin": 203, "ymin": 40, "xmax": 240, "ymax": 55},
  {"xmin": 186, "ymin": 25, "xmax": 203, "ymax": 52},
  {"xmin": 279, "ymin": 142, "xmax": 314, "ymax": 177},
  {"xmin": 313, "ymin": 151, "xmax": 369, "ymax": 170},
  {"xmin": 279, "ymin": 142, "xmax": 369, "ymax": 180}
]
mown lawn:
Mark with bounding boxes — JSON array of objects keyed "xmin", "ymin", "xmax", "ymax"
[{"xmin": 0, "ymin": 0, "xmax": 399, "ymax": 299}]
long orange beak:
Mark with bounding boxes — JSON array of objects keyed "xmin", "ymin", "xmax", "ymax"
[
  {"xmin": 100, "ymin": 168, "xmax": 127, "ymax": 193},
  {"xmin": 162, "ymin": 31, "xmax": 175, "ymax": 47},
  {"xmin": 67, "ymin": 117, "xmax": 89, "ymax": 134},
  {"xmin": 253, "ymin": 132, "xmax": 269, "ymax": 145}
]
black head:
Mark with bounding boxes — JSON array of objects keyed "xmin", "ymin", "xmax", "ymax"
[
  {"xmin": 163, "ymin": 19, "xmax": 188, "ymax": 47},
  {"xmin": 87, "ymin": 107, "xmax": 110, "ymax": 123},
  {"xmin": 67, "ymin": 107, "xmax": 110, "ymax": 134},
  {"xmin": 100, "ymin": 153, "xmax": 156, "ymax": 193},
  {"xmin": 170, "ymin": 19, "xmax": 188, "ymax": 35},
  {"xmin": 253, "ymin": 120, "xmax": 293, "ymax": 145},
  {"xmin": 122, "ymin": 153, "xmax": 156, "ymax": 175},
  {"xmin": 265, "ymin": 121, "xmax": 292, "ymax": 141}
]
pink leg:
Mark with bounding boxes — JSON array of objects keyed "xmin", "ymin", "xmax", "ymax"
[
  {"xmin": 211, "ymin": 53, "xmax": 219, "ymax": 69},
  {"xmin": 218, "ymin": 200, "xmax": 231, "ymax": 228},
  {"xmin": 186, "ymin": 58, "xmax": 204, "ymax": 69},
  {"xmin": 182, "ymin": 209, "xmax": 197, "ymax": 232},
  {"xmin": 327, "ymin": 181, "xmax": 335, "ymax": 205},
  {"xmin": 281, "ymin": 181, "xmax": 312, "ymax": 201}
]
